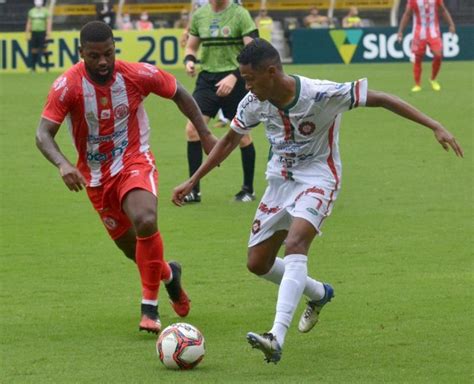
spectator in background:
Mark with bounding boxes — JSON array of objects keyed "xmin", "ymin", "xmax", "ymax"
[
  {"xmin": 136, "ymin": 12, "xmax": 154, "ymax": 31},
  {"xmin": 117, "ymin": 13, "xmax": 134, "ymax": 30},
  {"xmin": 254, "ymin": 8, "xmax": 273, "ymax": 42},
  {"xmin": 26, "ymin": 0, "xmax": 52, "ymax": 72},
  {"xmin": 303, "ymin": 7, "xmax": 329, "ymax": 29},
  {"xmin": 96, "ymin": 0, "xmax": 115, "ymax": 29},
  {"xmin": 342, "ymin": 6, "xmax": 362, "ymax": 28},
  {"xmin": 174, "ymin": 9, "xmax": 190, "ymax": 29}
]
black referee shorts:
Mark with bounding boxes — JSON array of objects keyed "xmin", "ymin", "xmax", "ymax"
[
  {"xmin": 192, "ymin": 70, "xmax": 247, "ymax": 120},
  {"xmin": 30, "ymin": 31, "xmax": 47, "ymax": 50}
]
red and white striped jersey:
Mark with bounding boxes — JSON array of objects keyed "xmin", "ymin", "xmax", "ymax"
[
  {"xmin": 231, "ymin": 75, "xmax": 368, "ymax": 190},
  {"xmin": 408, "ymin": 0, "xmax": 443, "ymax": 40},
  {"xmin": 42, "ymin": 60, "xmax": 177, "ymax": 187}
]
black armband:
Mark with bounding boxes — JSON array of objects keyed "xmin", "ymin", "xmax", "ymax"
[
  {"xmin": 232, "ymin": 68, "xmax": 240, "ymax": 78},
  {"xmin": 184, "ymin": 54, "xmax": 197, "ymax": 64},
  {"xmin": 246, "ymin": 29, "xmax": 260, "ymax": 39}
]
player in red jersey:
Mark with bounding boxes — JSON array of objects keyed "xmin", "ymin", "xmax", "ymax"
[
  {"xmin": 36, "ymin": 21, "xmax": 216, "ymax": 334},
  {"xmin": 398, "ymin": 0, "xmax": 455, "ymax": 92}
]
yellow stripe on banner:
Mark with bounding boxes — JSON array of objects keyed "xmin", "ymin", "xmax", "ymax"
[
  {"xmin": 0, "ymin": 30, "xmax": 188, "ymax": 73},
  {"xmin": 52, "ymin": 0, "xmax": 393, "ymax": 16}
]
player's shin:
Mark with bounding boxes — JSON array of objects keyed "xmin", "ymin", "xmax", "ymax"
[
  {"xmin": 270, "ymin": 254, "xmax": 307, "ymax": 346},
  {"xmin": 431, "ymin": 55, "xmax": 442, "ymax": 80},
  {"xmin": 262, "ymin": 257, "xmax": 325, "ymax": 301},
  {"xmin": 136, "ymin": 231, "xmax": 164, "ymax": 301}
]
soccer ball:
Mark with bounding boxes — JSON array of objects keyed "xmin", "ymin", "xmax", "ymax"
[{"xmin": 156, "ymin": 323, "xmax": 205, "ymax": 370}]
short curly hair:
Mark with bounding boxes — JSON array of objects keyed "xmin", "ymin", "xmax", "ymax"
[
  {"xmin": 237, "ymin": 38, "xmax": 282, "ymax": 70},
  {"xmin": 80, "ymin": 21, "xmax": 114, "ymax": 46}
]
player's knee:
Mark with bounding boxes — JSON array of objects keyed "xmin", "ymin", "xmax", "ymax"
[
  {"xmin": 246, "ymin": 253, "xmax": 270, "ymax": 276},
  {"xmin": 185, "ymin": 122, "xmax": 200, "ymax": 141},
  {"xmin": 239, "ymin": 134, "xmax": 252, "ymax": 147},
  {"xmin": 133, "ymin": 212, "xmax": 157, "ymax": 237},
  {"xmin": 284, "ymin": 237, "xmax": 308, "ymax": 256}
]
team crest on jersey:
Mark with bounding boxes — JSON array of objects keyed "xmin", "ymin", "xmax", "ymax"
[
  {"xmin": 298, "ymin": 121, "xmax": 316, "ymax": 136},
  {"xmin": 221, "ymin": 26, "xmax": 231, "ymax": 37},
  {"xmin": 114, "ymin": 104, "xmax": 129, "ymax": 119},
  {"xmin": 251, "ymin": 219, "xmax": 261, "ymax": 234},
  {"xmin": 103, "ymin": 216, "xmax": 118, "ymax": 230}
]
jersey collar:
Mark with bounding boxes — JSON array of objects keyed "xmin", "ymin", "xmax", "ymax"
[{"xmin": 272, "ymin": 75, "xmax": 301, "ymax": 111}]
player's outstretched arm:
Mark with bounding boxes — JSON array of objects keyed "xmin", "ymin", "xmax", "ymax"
[
  {"xmin": 365, "ymin": 90, "xmax": 464, "ymax": 157},
  {"xmin": 172, "ymin": 129, "xmax": 243, "ymax": 206},
  {"xmin": 172, "ymin": 82, "xmax": 217, "ymax": 154},
  {"xmin": 36, "ymin": 118, "xmax": 87, "ymax": 192}
]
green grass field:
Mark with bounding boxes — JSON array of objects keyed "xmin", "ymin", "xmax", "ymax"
[{"xmin": 1, "ymin": 61, "xmax": 473, "ymax": 383}]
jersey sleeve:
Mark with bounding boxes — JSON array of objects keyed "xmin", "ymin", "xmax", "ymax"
[
  {"xmin": 134, "ymin": 63, "xmax": 177, "ymax": 98},
  {"xmin": 230, "ymin": 93, "xmax": 261, "ymax": 134},
  {"xmin": 317, "ymin": 78, "xmax": 368, "ymax": 116},
  {"xmin": 407, "ymin": 0, "xmax": 416, "ymax": 10},
  {"xmin": 41, "ymin": 75, "xmax": 73, "ymax": 124},
  {"xmin": 239, "ymin": 7, "xmax": 258, "ymax": 36},
  {"xmin": 189, "ymin": 11, "xmax": 200, "ymax": 36}
]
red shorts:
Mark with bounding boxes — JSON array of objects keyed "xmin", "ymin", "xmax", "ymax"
[
  {"xmin": 411, "ymin": 37, "xmax": 443, "ymax": 56},
  {"xmin": 87, "ymin": 152, "xmax": 159, "ymax": 240}
]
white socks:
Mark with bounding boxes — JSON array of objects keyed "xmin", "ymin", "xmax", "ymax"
[
  {"xmin": 269, "ymin": 254, "xmax": 307, "ymax": 346},
  {"xmin": 262, "ymin": 257, "xmax": 326, "ymax": 301}
]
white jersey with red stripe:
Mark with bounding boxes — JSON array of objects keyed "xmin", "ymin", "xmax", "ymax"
[
  {"xmin": 231, "ymin": 75, "xmax": 368, "ymax": 190},
  {"xmin": 409, "ymin": 0, "xmax": 443, "ymax": 40},
  {"xmin": 42, "ymin": 60, "xmax": 177, "ymax": 187}
]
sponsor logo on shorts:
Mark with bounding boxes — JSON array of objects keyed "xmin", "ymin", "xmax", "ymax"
[
  {"xmin": 298, "ymin": 121, "xmax": 316, "ymax": 136},
  {"xmin": 251, "ymin": 219, "xmax": 261, "ymax": 234},
  {"xmin": 103, "ymin": 216, "xmax": 118, "ymax": 230},
  {"xmin": 306, "ymin": 207, "xmax": 320, "ymax": 216},
  {"xmin": 295, "ymin": 186, "xmax": 325, "ymax": 202},
  {"xmin": 258, "ymin": 202, "xmax": 281, "ymax": 215}
]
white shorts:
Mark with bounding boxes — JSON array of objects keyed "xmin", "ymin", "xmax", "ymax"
[{"xmin": 248, "ymin": 178, "xmax": 339, "ymax": 247}]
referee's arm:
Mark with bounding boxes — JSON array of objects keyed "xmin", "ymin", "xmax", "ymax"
[{"xmin": 184, "ymin": 34, "xmax": 200, "ymax": 77}]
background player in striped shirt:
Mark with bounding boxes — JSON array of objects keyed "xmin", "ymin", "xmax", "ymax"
[
  {"xmin": 172, "ymin": 39, "xmax": 463, "ymax": 363},
  {"xmin": 36, "ymin": 21, "xmax": 216, "ymax": 334},
  {"xmin": 397, "ymin": 0, "xmax": 456, "ymax": 92}
]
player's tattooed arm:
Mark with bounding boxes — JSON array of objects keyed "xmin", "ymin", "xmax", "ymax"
[
  {"xmin": 36, "ymin": 118, "xmax": 87, "ymax": 192},
  {"xmin": 172, "ymin": 82, "xmax": 218, "ymax": 154},
  {"xmin": 365, "ymin": 90, "xmax": 464, "ymax": 157}
]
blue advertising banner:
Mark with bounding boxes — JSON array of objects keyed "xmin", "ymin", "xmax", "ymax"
[{"xmin": 292, "ymin": 26, "xmax": 474, "ymax": 64}]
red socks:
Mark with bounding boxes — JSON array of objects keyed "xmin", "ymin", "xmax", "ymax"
[
  {"xmin": 136, "ymin": 232, "xmax": 164, "ymax": 301},
  {"xmin": 413, "ymin": 55, "xmax": 423, "ymax": 85},
  {"xmin": 431, "ymin": 55, "xmax": 442, "ymax": 81}
]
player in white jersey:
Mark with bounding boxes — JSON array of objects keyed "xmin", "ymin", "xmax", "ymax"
[{"xmin": 172, "ymin": 39, "xmax": 463, "ymax": 363}]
